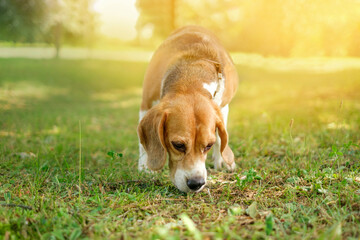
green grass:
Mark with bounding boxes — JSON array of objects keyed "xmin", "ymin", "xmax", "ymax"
[{"xmin": 0, "ymin": 57, "xmax": 360, "ymax": 239}]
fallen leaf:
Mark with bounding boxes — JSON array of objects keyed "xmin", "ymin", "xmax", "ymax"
[
  {"xmin": 237, "ymin": 215, "xmax": 255, "ymax": 225},
  {"xmin": 246, "ymin": 201, "xmax": 259, "ymax": 219},
  {"xmin": 228, "ymin": 206, "xmax": 244, "ymax": 216},
  {"xmin": 354, "ymin": 177, "xmax": 360, "ymax": 183},
  {"xmin": 15, "ymin": 152, "xmax": 36, "ymax": 159}
]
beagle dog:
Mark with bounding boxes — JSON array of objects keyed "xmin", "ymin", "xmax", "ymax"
[{"xmin": 137, "ymin": 26, "xmax": 238, "ymax": 192}]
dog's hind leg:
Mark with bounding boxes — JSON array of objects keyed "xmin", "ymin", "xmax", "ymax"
[{"xmin": 138, "ymin": 110, "xmax": 148, "ymax": 171}]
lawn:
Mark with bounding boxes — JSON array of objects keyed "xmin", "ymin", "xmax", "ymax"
[{"xmin": 0, "ymin": 57, "xmax": 359, "ymax": 239}]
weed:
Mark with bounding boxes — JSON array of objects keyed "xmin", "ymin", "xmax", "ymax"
[{"xmin": 235, "ymin": 168, "xmax": 263, "ymax": 190}]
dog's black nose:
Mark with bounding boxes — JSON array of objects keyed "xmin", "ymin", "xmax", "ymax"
[{"xmin": 187, "ymin": 177, "xmax": 205, "ymax": 191}]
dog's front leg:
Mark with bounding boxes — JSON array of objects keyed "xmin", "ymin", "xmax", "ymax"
[
  {"xmin": 138, "ymin": 109, "xmax": 149, "ymax": 171},
  {"xmin": 212, "ymin": 105, "xmax": 235, "ymax": 171},
  {"xmin": 213, "ymin": 130, "xmax": 223, "ymax": 169},
  {"xmin": 138, "ymin": 142, "xmax": 148, "ymax": 171}
]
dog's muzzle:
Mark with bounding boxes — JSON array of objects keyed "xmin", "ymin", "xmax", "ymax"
[{"xmin": 186, "ymin": 177, "xmax": 205, "ymax": 191}]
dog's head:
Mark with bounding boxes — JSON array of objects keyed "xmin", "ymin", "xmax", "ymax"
[{"xmin": 137, "ymin": 94, "xmax": 230, "ymax": 192}]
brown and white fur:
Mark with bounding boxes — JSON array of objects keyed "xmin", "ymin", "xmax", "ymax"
[{"xmin": 137, "ymin": 26, "xmax": 238, "ymax": 192}]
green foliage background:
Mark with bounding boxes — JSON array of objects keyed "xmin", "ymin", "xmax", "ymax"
[
  {"xmin": 0, "ymin": 0, "xmax": 97, "ymax": 47},
  {"xmin": 136, "ymin": 0, "xmax": 360, "ymax": 57}
]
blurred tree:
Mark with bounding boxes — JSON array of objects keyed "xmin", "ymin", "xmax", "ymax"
[
  {"xmin": 0, "ymin": 0, "xmax": 46, "ymax": 42},
  {"xmin": 43, "ymin": 0, "xmax": 98, "ymax": 58},
  {"xmin": 136, "ymin": 0, "xmax": 177, "ymax": 46},
  {"xmin": 0, "ymin": 0, "xmax": 97, "ymax": 58},
  {"xmin": 136, "ymin": 0, "xmax": 360, "ymax": 57}
]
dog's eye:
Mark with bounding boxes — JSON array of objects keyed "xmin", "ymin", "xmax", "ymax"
[
  {"xmin": 204, "ymin": 143, "xmax": 214, "ymax": 152},
  {"xmin": 172, "ymin": 142, "xmax": 186, "ymax": 153}
]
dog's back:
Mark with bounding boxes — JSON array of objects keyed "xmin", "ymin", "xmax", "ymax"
[{"xmin": 140, "ymin": 26, "xmax": 238, "ymax": 110}]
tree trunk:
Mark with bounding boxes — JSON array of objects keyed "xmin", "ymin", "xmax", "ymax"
[{"xmin": 54, "ymin": 22, "xmax": 62, "ymax": 59}]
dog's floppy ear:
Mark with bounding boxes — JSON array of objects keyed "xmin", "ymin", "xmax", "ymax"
[
  {"xmin": 216, "ymin": 115, "xmax": 235, "ymax": 170},
  {"xmin": 137, "ymin": 106, "xmax": 168, "ymax": 171}
]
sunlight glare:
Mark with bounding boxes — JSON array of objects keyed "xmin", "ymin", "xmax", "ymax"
[{"xmin": 93, "ymin": 0, "xmax": 139, "ymax": 41}]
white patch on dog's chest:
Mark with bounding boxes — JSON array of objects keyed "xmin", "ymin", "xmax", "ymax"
[
  {"xmin": 203, "ymin": 82, "xmax": 218, "ymax": 96},
  {"xmin": 203, "ymin": 75, "xmax": 225, "ymax": 106}
]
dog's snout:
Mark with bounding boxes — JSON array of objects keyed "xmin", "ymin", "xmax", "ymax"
[{"xmin": 186, "ymin": 177, "xmax": 205, "ymax": 191}]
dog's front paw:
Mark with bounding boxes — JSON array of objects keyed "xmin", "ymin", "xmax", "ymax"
[
  {"xmin": 213, "ymin": 155, "xmax": 236, "ymax": 171},
  {"xmin": 222, "ymin": 145, "xmax": 235, "ymax": 172},
  {"xmin": 225, "ymin": 161, "xmax": 236, "ymax": 172}
]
